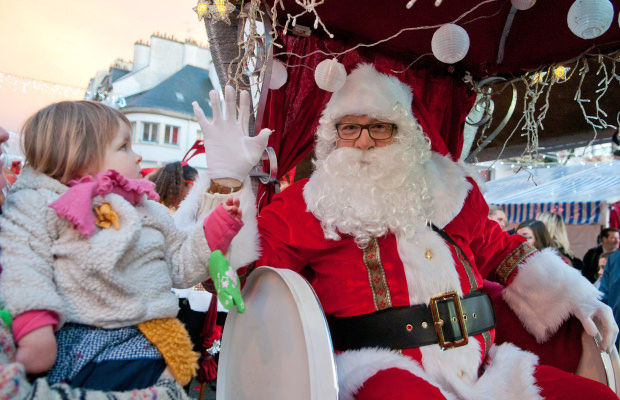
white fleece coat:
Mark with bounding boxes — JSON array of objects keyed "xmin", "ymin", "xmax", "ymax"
[{"xmin": 0, "ymin": 167, "xmax": 216, "ymax": 329}]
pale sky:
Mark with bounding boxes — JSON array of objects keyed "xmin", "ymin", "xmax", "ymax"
[{"xmin": 0, "ymin": 0, "xmax": 208, "ymax": 132}]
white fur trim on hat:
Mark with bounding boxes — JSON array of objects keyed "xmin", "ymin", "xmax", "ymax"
[{"xmin": 321, "ymin": 64, "xmax": 413, "ymax": 123}]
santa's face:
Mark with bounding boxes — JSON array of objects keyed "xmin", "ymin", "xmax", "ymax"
[
  {"xmin": 335, "ymin": 115, "xmax": 395, "ymax": 150},
  {"xmin": 308, "ymin": 119, "xmax": 432, "ymax": 248}
]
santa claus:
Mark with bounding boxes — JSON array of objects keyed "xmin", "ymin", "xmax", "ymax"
[{"xmin": 190, "ymin": 64, "xmax": 619, "ymax": 400}]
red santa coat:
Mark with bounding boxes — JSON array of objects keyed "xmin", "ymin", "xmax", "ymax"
[{"xmin": 255, "ymin": 153, "xmax": 576, "ymax": 399}]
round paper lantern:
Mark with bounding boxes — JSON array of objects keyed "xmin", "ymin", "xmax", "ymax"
[
  {"xmin": 431, "ymin": 24, "xmax": 470, "ymax": 64},
  {"xmin": 314, "ymin": 59, "xmax": 347, "ymax": 92},
  {"xmin": 511, "ymin": 0, "xmax": 536, "ymax": 10},
  {"xmin": 268, "ymin": 59, "xmax": 288, "ymax": 90},
  {"xmin": 567, "ymin": 0, "xmax": 614, "ymax": 39}
]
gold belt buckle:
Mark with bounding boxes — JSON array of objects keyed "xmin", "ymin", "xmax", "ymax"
[{"xmin": 429, "ymin": 291, "xmax": 469, "ymax": 350}]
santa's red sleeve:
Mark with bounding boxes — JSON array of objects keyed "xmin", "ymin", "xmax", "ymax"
[{"xmin": 460, "ymin": 181, "xmax": 600, "ymax": 344}]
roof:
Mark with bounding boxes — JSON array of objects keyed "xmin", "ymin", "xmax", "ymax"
[
  {"xmin": 484, "ymin": 160, "xmax": 620, "ymax": 224},
  {"xmin": 108, "ymin": 67, "xmax": 130, "ymax": 83},
  {"xmin": 123, "ymin": 65, "xmax": 213, "ymax": 117}
]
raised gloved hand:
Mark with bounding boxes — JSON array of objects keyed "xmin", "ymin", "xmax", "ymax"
[
  {"xmin": 574, "ymin": 299, "xmax": 618, "ymax": 353},
  {"xmin": 209, "ymin": 250, "xmax": 245, "ymax": 313},
  {"xmin": 193, "ymin": 86, "xmax": 272, "ymax": 181}
]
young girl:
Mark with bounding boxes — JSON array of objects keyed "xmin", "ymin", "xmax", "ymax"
[{"xmin": 0, "ymin": 101, "xmax": 248, "ymax": 391}]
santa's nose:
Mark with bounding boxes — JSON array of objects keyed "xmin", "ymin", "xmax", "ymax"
[{"xmin": 354, "ymin": 128, "xmax": 375, "ymax": 150}]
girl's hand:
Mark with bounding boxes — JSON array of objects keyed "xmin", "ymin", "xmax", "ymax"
[
  {"xmin": 15, "ymin": 325, "xmax": 57, "ymax": 374},
  {"xmin": 223, "ymin": 197, "xmax": 242, "ymax": 222}
]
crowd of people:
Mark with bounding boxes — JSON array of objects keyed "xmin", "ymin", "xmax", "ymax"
[
  {"xmin": 0, "ymin": 63, "xmax": 618, "ymax": 400},
  {"xmin": 491, "ymin": 209, "xmax": 619, "ymax": 284}
]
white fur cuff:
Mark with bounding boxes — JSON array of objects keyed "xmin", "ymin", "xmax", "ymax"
[
  {"xmin": 335, "ymin": 348, "xmax": 440, "ymax": 400},
  {"xmin": 502, "ymin": 248, "xmax": 601, "ymax": 342}
]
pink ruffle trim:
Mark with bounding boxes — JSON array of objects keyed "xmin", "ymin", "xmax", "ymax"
[{"xmin": 49, "ymin": 169, "xmax": 159, "ymax": 237}]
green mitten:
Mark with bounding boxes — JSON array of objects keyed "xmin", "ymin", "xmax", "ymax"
[
  {"xmin": 209, "ymin": 250, "xmax": 245, "ymax": 313},
  {"xmin": 0, "ymin": 309, "xmax": 12, "ymax": 330}
]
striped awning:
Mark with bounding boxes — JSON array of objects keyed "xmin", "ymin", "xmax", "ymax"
[
  {"xmin": 484, "ymin": 161, "xmax": 620, "ymax": 225},
  {"xmin": 501, "ymin": 201, "xmax": 605, "ymax": 224}
]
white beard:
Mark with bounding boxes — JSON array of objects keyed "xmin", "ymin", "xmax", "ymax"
[{"xmin": 305, "ymin": 142, "xmax": 433, "ymax": 248}]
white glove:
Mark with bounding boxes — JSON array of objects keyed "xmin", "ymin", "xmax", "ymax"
[
  {"xmin": 193, "ymin": 86, "xmax": 272, "ymax": 181},
  {"xmin": 574, "ymin": 299, "xmax": 618, "ymax": 354}
]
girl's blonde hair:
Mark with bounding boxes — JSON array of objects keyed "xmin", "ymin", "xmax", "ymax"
[
  {"xmin": 536, "ymin": 212, "xmax": 574, "ymax": 258},
  {"xmin": 21, "ymin": 101, "xmax": 131, "ymax": 183}
]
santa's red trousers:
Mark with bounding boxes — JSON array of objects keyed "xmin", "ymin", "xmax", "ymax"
[{"xmin": 355, "ymin": 366, "xmax": 617, "ymax": 399}]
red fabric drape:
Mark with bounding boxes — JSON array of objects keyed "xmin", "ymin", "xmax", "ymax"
[
  {"xmin": 609, "ymin": 201, "xmax": 620, "ymax": 228},
  {"xmin": 257, "ymin": 31, "xmax": 476, "ymax": 208}
]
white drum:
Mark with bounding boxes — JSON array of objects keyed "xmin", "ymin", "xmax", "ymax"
[
  {"xmin": 575, "ymin": 322, "xmax": 620, "ymax": 395},
  {"xmin": 216, "ymin": 267, "xmax": 339, "ymax": 400}
]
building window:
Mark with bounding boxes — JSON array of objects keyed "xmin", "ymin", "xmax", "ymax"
[
  {"xmin": 131, "ymin": 121, "xmax": 137, "ymax": 141},
  {"xmin": 142, "ymin": 122, "xmax": 159, "ymax": 143},
  {"xmin": 164, "ymin": 125, "xmax": 180, "ymax": 146}
]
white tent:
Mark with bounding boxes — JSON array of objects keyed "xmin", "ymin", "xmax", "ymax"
[{"xmin": 484, "ymin": 160, "xmax": 620, "ymax": 259}]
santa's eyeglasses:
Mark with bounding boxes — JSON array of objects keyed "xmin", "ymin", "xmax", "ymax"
[{"xmin": 335, "ymin": 122, "xmax": 397, "ymax": 140}]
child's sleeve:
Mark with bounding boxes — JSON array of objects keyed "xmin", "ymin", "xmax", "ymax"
[
  {"xmin": 11, "ymin": 310, "xmax": 59, "ymax": 343},
  {"xmin": 0, "ymin": 189, "xmax": 65, "ymax": 327},
  {"xmin": 202, "ymin": 203, "xmax": 243, "ymax": 254}
]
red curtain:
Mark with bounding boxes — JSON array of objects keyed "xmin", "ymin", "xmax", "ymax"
[
  {"xmin": 610, "ymin": 201, "xmax": 620, "ymax": 228},
  {"xmin": 257, "ymin": 31, "xmax": 476, "ymax": 208}
]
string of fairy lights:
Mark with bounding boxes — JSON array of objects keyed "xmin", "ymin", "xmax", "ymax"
[{"xmin": 0, "ymin": 71, "xmax": 86, "ymax": 99}]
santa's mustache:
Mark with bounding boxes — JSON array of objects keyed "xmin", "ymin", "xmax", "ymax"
[{"xmin": 324, "ymin": 146, "xmax": 413, "ymax": 191}]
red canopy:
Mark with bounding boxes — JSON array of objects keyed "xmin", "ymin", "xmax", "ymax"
[
  {"xmin": 263, "ymin": 0, "xmax": 620, "ymax": 79},
  {"xmin": 254, "ymin": 0, "xmax": 620, "ymax": 206}
]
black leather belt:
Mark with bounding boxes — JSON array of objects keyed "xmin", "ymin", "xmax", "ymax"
[{"xmin": 328, "ymin": 290, "xmax": 495, "ymax": 351}]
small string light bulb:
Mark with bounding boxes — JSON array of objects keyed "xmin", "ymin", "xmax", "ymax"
[
  {"xmin": 214, "ymin": 0, "xmax": 229, "ymax": 14},
  {"xmin": 554, "ymin": 65, "xmax": 567, "ymax": 80},
  {"xmin": 406, "ymin": 0, "xmax": 417, "ymax": 9}
]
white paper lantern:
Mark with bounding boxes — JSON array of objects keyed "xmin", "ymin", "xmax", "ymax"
[
  {"xmin": 511, "ymin": 0, "xmax": 536, "ymax": 10},
  {"xmin": 567, "ymin": 0, "xmax": 614, "ymax": 39},
  {"xmin": 431, "ymin": 24, "xmax": 470, "ymax": 64},
  {"xmin": 314, "ymin": 59, "xmax": 347, "ymax": 92},
  {"xmin": 268, "ymin": 59, "xmax": 288, "ymax": 90}
]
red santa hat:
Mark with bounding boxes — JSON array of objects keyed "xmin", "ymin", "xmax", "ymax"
[
  {"xmin": 320, "ymin": 64, "xmax": 414, "ymax": 124},
  {"xmin": 314, "ymin": 64, "xmax": 427, "ymax": 162}
]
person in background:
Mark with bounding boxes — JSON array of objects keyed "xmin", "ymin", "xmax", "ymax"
[
  {"xmin": 0, "ymin": 126, "xmax": 189, "ymax": 399},
  {"xmin": 149, "ymin": 162, "xmax": 198, "ymax": 212},
  {"xmin": 599, "ymin": 250, "xmax": 620, "ymax": 347},
  {"xmin": 594, "ymin": 252, "xmax": 613, "ymax": 289},
  {"xmin": 488, "ymin": 204, "xmax": 509, "ymax": 231},
  {"xmin": 516, "ymin": 219, "xmax": 555, "ymax": 251},
  {"xmin": 0, "ymin": 101, "xmax": 250, "ymax": 391},
  {"xmin": 583, "ymin": 228, "xmax": 620, "ymax": 283},
  {"xmin": 537, "ymin": 212, "xmax": 584, "ymax": 270},
  {"xmin": 0, "ymin": 127, "xmax": 11, "ymax": 208}
]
